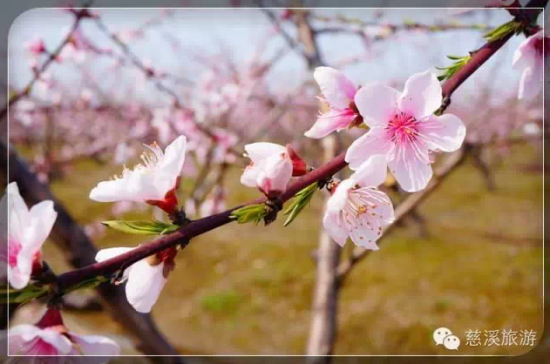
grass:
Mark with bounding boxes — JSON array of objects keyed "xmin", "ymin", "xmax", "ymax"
[{"xmin": 33, "ymin": 143, "xmax": 543, "ymax": 356}]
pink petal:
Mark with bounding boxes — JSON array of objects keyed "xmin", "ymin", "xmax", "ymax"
[
  {"xmin": 388, "ymin": 143, "xmax": 433, "ymax": 192},
  {"xmin": 345, "ymin": 127, "xmax": 394, "ymax": 170},
  {"xmin": 354, "ymin": 82, "xmax": 400, "ymax": 127},
  {"xmin": 304, "ymin": 109, "xmax": 356, "ymax": 139},
  {"xmin": 418, "ymin": 114, "xmax": 466, "ymax": 152},
  {"xmin": 518, "ymin": 57, "xmax": 543, "ymax": 100},
  {"xmin": 398, "ymin": 70, "xmax": 442, "ymax": 119},
  {"xmin": 314, "ymin": 67, "xmax": 356, "ymax": 109},
  {"xmin": 349, "ymin": 155, "xmax": 388, "ymax": 188},
  {"xmin": 322, "ymin": 211, "xmax": 348, "ymax": 247},
  {"xmin": 513, "ymin": 31, "xmax": 543, "ymax": 71}
]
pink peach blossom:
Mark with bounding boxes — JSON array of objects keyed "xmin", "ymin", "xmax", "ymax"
[
  {"xmin": 323, "ymin": 156, "xmax": 394, "ymax": 250},
  {"xmin": 305, "ymin": 67, "xmax": 361, "ymax": 139},
  {"xmin": 345, "ymin": 70, "xmax": 466, "ymax": 192}
]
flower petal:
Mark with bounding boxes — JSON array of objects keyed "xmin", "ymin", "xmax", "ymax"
[
  {"xmin": 350, "ymin": 155, "xmax": 388, "ymax": 188},
  {"xmin": 345, "ymin": 127, "xmax": 394, "ymax": 170},
  {"xmin": 322, "ymin": 211, "xmax": 348, "ymax": 247},
  {"xmin": 125, "ymin": 259, "xmax": 167, "ymax": 313},
  {"xmin": 513, "ymin": 30, "xmax": 543, "ymax": 71},
  {"xmin": 518, "ymin": 57, "xmax": 543, "ymax": 100},
  {"xmin": 240, "ymin": 165, "xmax": 261, "ymax": 187},
  {"xmin": 27, "ymin": 200, "xmax": 57, "ymax": 250},
  {"xmin": 244, "ymin": 143, "xmax": 286, "ymax": 164},
  {"xmin": 95, "ymin": 247, "xmax": 134, "ymax": 263},
  {"xmin": 418, "ymin": 114, "xmax": 466, "ymax": 152},
  {"xmin": 304, "ymin": 109, "xmax": 356, "ymax": 139},
  {"xmin": 36, "ymin": 329, "xmax": 73, "ymax": 354},
  {"xmin": 326, "ymin": 179, "xmax": 355, "ymax": 214},
  {"xmin": 154, "ymin": 135, "xmax": 187, "ymax": 197},
  {"xmin": 398, "ymin": 70, "xmax": 442, "ymax": 119},
  {"xmin": 314, "ymin": 67, "xmax": 356, "ymax": 109},
  {"xmin": 70, "ymin": 333, "xmax": 121, "ymax": 356},
  {"xmin": 388, "ymin": 143, "xmax": 433, "ymax": 192},
  {"xmin": 354, "ymin": 82, "xmax": 400, "ymax": 127}
]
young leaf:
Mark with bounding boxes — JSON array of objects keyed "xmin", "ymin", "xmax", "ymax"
[
  {"xmin": 2, "ymin": 284, "xmax": 49, "ymax": 305},
  {"xmin": 283, "ymin": 182, "xmax": 318, "ymax": 227},
  {"xmin": 230, "ymin": 204, "xmax": 269, "ymax": 225},
  {"xmin": 484, "ymin": 20, "xmax": 522, "ymax": 43},
  {"xmin": 102, "ymin": 220, "xmax": 180, "ymax": 235}
]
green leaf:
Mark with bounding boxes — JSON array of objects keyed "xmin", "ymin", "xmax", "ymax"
[
  {"xmin": 102, "ymin": 220, "xmax": 180, "ymax": 235},
  {"xmin": 484, "ymin": 20, "xmax": 522, "ymax": 43},
  {"xmin": 1, "ymin": 284, "xmax": 49, "ymax": 305},
  {"xmin": 230, "ymin": 204, "xmax": 269, "ymax": 225},
  {"xmin": 283, "ymin": 182, "xmax": 318, "ymax": 227},
  {"xmin": 66, "ymin": 276, "xmax": 108, "ymax": 293},
  {"xmin": 438, "ymin": 54, "xmax": 471, "ymax": 81}
]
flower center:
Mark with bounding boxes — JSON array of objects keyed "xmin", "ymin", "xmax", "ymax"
[{"xmin": 386, "ymin": 112, "xmax": 419, "ymax": 144}]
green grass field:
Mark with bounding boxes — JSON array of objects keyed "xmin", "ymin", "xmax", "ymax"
[{"xmin": 32, "ymin": 143, "xmax": 543, "ymax": 357}]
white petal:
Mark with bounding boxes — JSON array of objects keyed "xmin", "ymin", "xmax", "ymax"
[
  {"xmin": 354, "ymin": 82, "xmax": 399, "ymax": 127},
  {"xmin": 314, "ymin": 67, "xmax": 356, "ymax": 109},
  {"xmin": 125, "ymin": 259, "xmax": 167, "ymax": 313},
  {"xmin": 244, "ymin": 143, "xmax": 286, "ymax": 164},
  {"xmin": 350, "ymin": 155, "xmax": 388, "ymax": 188},
  {"xmin": 326, "ymin": 179, "xmax": 355, "ymax": 214},
  {"xmin": 95, "ymin": 247, "xmax": 134, "ymax": 263},
  {"xmin": 418, "ymin": 114, "xmax": 466, "ymax": 152},
  {"xmin": 388, "ymin": 144, "xmax": 433, "ymax": 193},
  {"xmin": 27, "ymin": 200, "xmax": 57, "ymax": 250},
  {"xmin": 345, "ymin": 127, "xmax": 394, "ymax": 170},
  {"xmin": 70, "ymin": 333, "xmax": 121, "ymax": 356},
  {"xmin": 240, "ymin": 165, "xmax": 261, "ymax": 187},
  {"xmin": 322, "ymin": 211, "xmax": 348, "ymax": 247},
  {"xmin": 154, "ymin": 135, "xmax": 187, "ymax": 197},
  {"xmin": 89, "ymin": 169, "xmax": 158, "ymax": 203},
  {"xmin": 8, "ymin": 182, "xmax": 30, "ymax": 246},
  {"xmin": 304, "ymin": 109, "xmax": 356, "ymax": 139},
  {"xmin": 398, "ymin": 70, "xmax": 442, "ymax": 119}
]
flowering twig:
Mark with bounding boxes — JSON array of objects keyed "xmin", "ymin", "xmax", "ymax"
[{"xmin": 50, "ymin": 4, "xmax": 543, "ymax": 297}]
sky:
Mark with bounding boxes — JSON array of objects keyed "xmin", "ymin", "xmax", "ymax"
[{"xmin": 6, "ymin": 8, "xmax": 535, "ymax": 106}]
